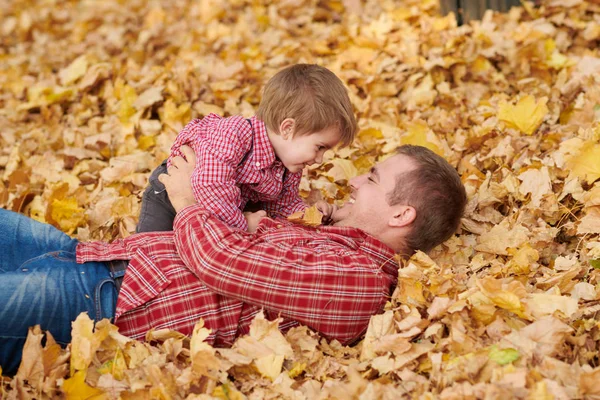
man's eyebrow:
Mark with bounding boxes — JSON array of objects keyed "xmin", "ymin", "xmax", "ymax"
[{"xmin": 370, "ymin": 166, "xmax": 380, "ymax": 181}]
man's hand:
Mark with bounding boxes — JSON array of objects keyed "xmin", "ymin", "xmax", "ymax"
[
  {"xmin": 158, "ymin": 146, "xmax": 197, "ymax": 213},
  {"xmin": 243, "ymin": 210, "xmax": 267, "ymax": 233},
  {"xmin": 314, "ymin": 200, "xmax": 338, "ymax": 224}
]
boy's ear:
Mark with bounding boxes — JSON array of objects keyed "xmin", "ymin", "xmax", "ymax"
[
  {"xmin": 389, "ymin": 205, "xmax": 416, "ymax": 228},
  {"xmin": 279, "ymin": 118, "xmax": 296, "ymax": 140}
]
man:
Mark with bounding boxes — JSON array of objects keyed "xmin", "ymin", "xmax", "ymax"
[{"xmin": 0, "ymin": 145, "xmax": 466, "ymax": 375}]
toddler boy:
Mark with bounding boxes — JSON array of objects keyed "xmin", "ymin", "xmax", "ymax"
[{"xmin": 137, "ymin": 64, "xmax": 357, "ymax": 233}]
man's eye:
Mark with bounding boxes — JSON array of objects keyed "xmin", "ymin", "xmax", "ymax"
[{"xmin": 368, "ymin": 177, "xmax": 375, "ymax": 183}]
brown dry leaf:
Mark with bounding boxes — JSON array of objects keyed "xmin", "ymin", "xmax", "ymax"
[
  {"xmin": 287, "ymin": 205, "xmax": 323, "ymax": 227},
  {"xmin": 190, "ymin": 320, "xmax": 221, "ymax": 377},
  {"xmin": 70, "ymin": 313, "xmax": 112, "ymax": 375},
  {"xmin": 15, "ymin": 326, "xmax": 45, "ymax": 387}
]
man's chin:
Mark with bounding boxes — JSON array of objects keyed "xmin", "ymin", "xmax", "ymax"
[{"xmin": 331, "ymin": 204, "xmax": 351, "ymax": 225}]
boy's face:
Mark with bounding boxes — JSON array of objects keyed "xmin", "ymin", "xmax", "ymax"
[{"xmin": 272, "ymin": 125, "xmax": 342, "ymax": 173}]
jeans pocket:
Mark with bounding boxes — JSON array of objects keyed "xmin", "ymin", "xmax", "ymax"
[
  {"xmin": 47, "ymin": 250, "xmax": 77, "ymax": 262},
  {"xmin": 19, "ymin": 251, "xmax": 76, "ymax": 270}
]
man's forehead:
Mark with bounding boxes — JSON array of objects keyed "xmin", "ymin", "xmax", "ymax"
[{"xmin": 377, "ymin": 154, "xmax": 417, "ymax": 176}]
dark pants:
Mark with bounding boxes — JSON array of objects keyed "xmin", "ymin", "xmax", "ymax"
[{"xmin": 137, "ymin": 161, "xmax": 177, "ymax": 233}]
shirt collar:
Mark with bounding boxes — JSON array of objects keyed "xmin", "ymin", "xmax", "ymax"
[
  {"xmin": 265, "ymin": 218, "xmax": 399, "ymax": 278},
  {"xmin": 319, "ymin": 224, "xmax": 399, "ymax": 277},
  {"xmin": 249, "ymin": 116, "xmax": 277, "ymax": 170}
]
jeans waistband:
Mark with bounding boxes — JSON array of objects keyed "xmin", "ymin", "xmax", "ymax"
[{"xmin": 106, "ymin": 259, "xmax": 128, "ymax": 293}]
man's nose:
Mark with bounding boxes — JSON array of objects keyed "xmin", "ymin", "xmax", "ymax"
[{"xmin": 349, "ymin": 174, "xmax": 366, "ymax": 189}]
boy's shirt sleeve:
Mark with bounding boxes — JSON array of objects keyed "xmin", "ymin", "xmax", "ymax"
[
  {"xmin": 261, "ymin": 170, "xmax": 307, "ymax": 217},
  {"xmin": 170, "ymin": 116, "xmax": 251, "ymax": 231}
]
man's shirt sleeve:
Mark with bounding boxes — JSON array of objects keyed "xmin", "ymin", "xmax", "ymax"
[{"xmin": 173, "ymin": 204, "xmax": 388, "ymax": 344}]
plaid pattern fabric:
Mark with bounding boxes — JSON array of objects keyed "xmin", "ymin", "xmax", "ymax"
[
  {"xmin": 168, "ymin": 114, "xmax": 306, "ymax": 230},
  {"xmin": 76, "ymin": 205, "xmax": 399, "ymax": 346}
]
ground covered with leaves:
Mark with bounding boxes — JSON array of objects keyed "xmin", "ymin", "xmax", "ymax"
[{"xmin": 1, "ymin": 0, "xmax": 600, "ymax": 398}]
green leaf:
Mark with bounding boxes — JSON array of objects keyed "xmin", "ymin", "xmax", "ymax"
[
  {"xmin": 591, "ymin": 259, "xmax": 600, "ymax": 269},
  {"xmin": 489, "ymin": 345, "xmax": 520, "ymax": 365}
]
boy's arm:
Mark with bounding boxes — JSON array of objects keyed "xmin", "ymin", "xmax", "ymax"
[
  {"xmin": 261, "ymin": 171, "xmax": 307, "ymax": 217},
  {"xmin": 169, "ymin": 118, "xmax": 251, "ymax": 230}
]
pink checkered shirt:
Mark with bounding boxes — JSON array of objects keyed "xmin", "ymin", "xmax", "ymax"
[
  {"xmin": 76, "ymin": 204, "xmax": 399, "ymax": 346},
  {"xmin": 168, "ymin": 114, "xmax": 306, "ymax": 230}
]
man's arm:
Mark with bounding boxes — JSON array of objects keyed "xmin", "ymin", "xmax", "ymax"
[
  {"xmin": 162, "ymin": 146, "xmax": 391, "ymax": 345},
  {"xmin": 173, "ymin": 205, "xmax": 388, "ymax": 344}
]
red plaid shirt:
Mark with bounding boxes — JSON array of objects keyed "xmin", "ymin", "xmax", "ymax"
[
  {"xmin": 76, "ymin": 204, "xmax": 399, "ymax": 346},
  {"xmin": 168, "ymin": 114, "xmax": 306, "ymax": 230}
]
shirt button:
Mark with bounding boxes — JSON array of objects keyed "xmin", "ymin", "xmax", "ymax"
[{"xmin": 256, "ymin": 161, "xmax": 261, "ymax": 167}]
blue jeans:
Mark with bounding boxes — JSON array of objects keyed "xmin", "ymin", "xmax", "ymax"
[{"xmin": 0, "ymin": 208, "xmax": 117, "ymax": 376}]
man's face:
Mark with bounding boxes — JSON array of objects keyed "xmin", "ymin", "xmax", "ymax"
[{"xmin": 332, "ymin": 154, "xmax": 417, "ymax": 236}]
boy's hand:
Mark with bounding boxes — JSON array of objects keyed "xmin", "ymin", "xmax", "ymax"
[
  {"xmin": 159, "ymin": 146, "xmax": 197, "ymax": 213},
  {"xmin": 314, "ymin": 200, "xmax": 337, "ymax": 224},
  {"xmin": 244, "ymin": 210, "xmax": 267, "ymax": 233}
]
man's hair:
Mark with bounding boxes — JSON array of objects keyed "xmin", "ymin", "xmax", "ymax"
[
  {"xmin": 256, "ymin": 64, "xmax": 357, "ymax": 147},
  {"xmin": 388, "ymin": 145, "xmax": 467, "ymax": 254}
]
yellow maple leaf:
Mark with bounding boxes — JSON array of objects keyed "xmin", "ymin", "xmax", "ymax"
[
  {"xmin": 287, "ymin": 205, "xmax": 323, "ymax": 227},
  {"xmin": 477, "ymin": 278, "xmax": 527, "ymax": 318},
  {"xmin": 62, "ymin": 370, "xmax": 106, "ymax": 400},
  {"xmin": 254, "ymin": 353, "xmax": 285, "ymax": 381},
  {"xmin": 566, "ymin": 141, "xmax": 600, "ymax": 184},
  {"xmin": 115, "ymin": 82, "xmax": 137, "ymax": 124},
  {"xmin": 58, "ymin": 55, "xmax": 89, "ymax": 86},
  {"xmin": 159, "ymin": 99, "xmax": 192, "ymax": 132},
  {"xmin": 137, "ymin": 134, "xmax": 156, "ymax": 151},
  {"xmin": 96, "ymin": 347, "xmax": 127, "ymax": 380},
  {"xmin": 400, "ymin": 120, "xmax": 443, "ymax": 155},
  {"xmin": 212, "ymin": 383, "xmax": 245, "ymax": 400},
  {"xmin": 50, "ymin": 198, "xmax": 85, "ymax": 234},
  {"xmin": 356, "ymin": 127, "xmax": 384, "ymax": 151},
  {"xmin": 324, "ymin": 158, "xmax": 358, "ymax": 183},
  {"xmin": 287, "ymin": 362, "xmax": 306, "ymax": 378},
  {"xmin": 498, "ymin": 95, "xmax": 548, "ymax": 135}
]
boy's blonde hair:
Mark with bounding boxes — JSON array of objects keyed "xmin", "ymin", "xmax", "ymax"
[{"xmin": 257, "ymin": 64, "xmax": 357, "ymax": 147}]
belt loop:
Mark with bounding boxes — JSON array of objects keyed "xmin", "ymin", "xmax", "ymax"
[
  {"xmin": 94, "ymin": 278, "xmax": 117, "ymax": 321},
  {"xmin": 106, "ymin": 260, "xmax": 128, "ymax": 294}
]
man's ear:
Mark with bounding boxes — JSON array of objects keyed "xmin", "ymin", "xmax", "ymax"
[
  {"xmin": 389, "ymin": 205, "xmax": 416, "ymax": 228},
  {"xmin": 279, "ymin": 118, "xmax": 296, "ymax": 140}
]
